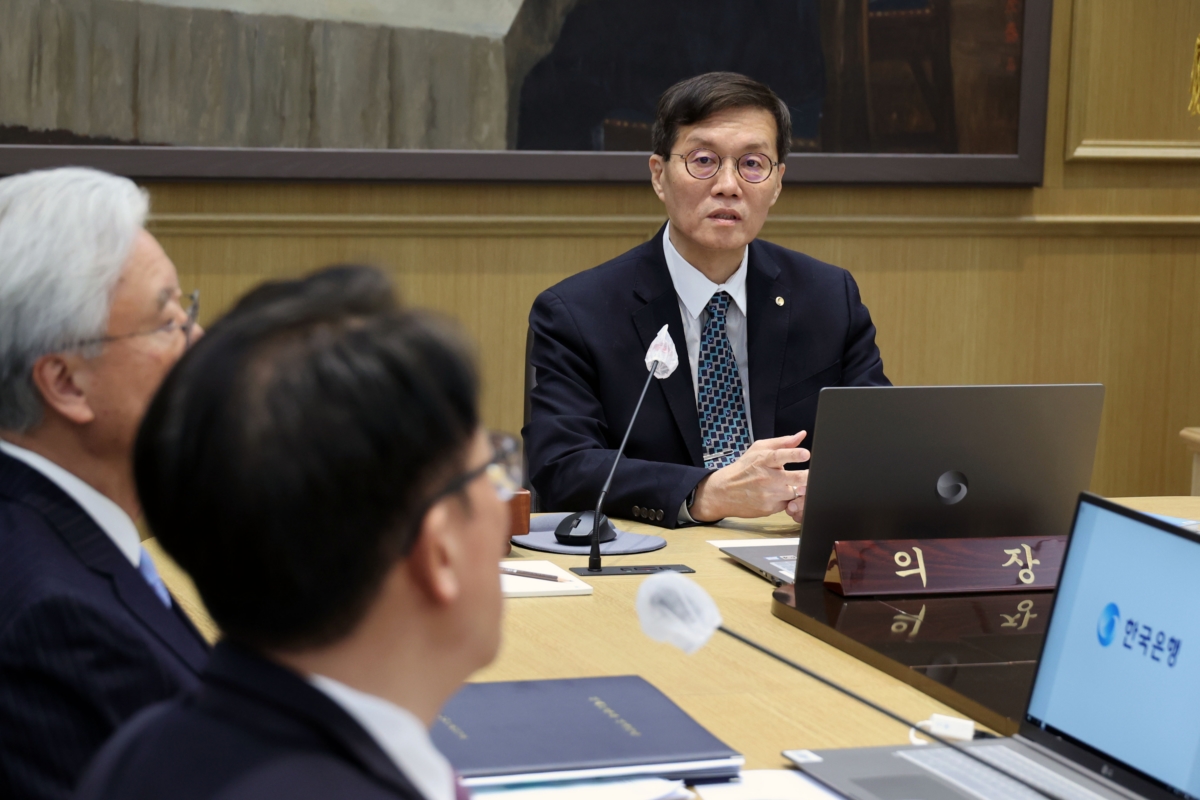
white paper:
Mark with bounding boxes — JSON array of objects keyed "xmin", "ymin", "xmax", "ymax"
[
  {"xmin": 1147, "ymin": 513, "xmax": 1200, "ymax": 533},
  {"xmin": 694, "ymin": 770, "xmax": 841, "ymax": 800},
  {"xmin": 707, "ymin": 538, "xmax": 800, "ymax": 549},
  {"xmin": 473, "ymin": 777, "xmax": 691, "ymax": 800},
  {"xmin": 645, "ymin": 324, "xmax": 679, "ymax": 379},
  {"xmin": 500, "ymin": 560, "xmax": 593, "ymax": 598}
]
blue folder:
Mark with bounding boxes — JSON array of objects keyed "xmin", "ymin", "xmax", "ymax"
[{"xmin": 432, "ymin": 675, "xmax": 744, "ymax": 787}]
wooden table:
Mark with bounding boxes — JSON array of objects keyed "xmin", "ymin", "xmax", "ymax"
[{"xmin": 148, "ymin": 496, "xmax": 1200, "ymax": 772}]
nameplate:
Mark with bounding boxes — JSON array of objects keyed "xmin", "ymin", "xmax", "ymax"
[
  {"xmin": 824, "ymin": 535, "xmax": 1066, "ymax": 596},
  {"xmin": 509, "ymin": 489, "xmax": 531, "ymax": 538}
]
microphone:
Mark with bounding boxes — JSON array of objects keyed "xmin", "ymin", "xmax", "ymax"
[
  {"xmin": 635, "ymin": 572, "xmax": 1069, "ymax": 800},
  {"xmin": 563, "ymin": 325, "xmax": 692, "ymax": 577}
]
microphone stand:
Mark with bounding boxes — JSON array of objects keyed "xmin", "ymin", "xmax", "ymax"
[
  {"xmin": 571, "ymin": 360, "xmax": 693, "ymax": 577},
  {"xmin": 588, "ymin": 361, "xmax": 657, "ymax": 571}
]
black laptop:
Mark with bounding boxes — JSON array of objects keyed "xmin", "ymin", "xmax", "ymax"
[
  {"xmin": 724, "ymin": 385, "xmax": 1104, "ymax": 583},
  {"xmin": 781, "ymin": 384, "xmax": 1105, "ymax": 580}
]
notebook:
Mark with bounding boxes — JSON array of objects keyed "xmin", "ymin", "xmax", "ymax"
[
  {"xmin": 502, "ymin": 560, "xmax": 593, "ymax": 598},
  {"xmin": 433, "ymin": 675, "xmax": 743, "ymax": 787}
]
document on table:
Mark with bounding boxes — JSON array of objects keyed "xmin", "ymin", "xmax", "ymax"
[
  {"xmin": 501, "ymin": 560, "xmax": 593, "ymax": 598},
  {"xmin": 706, "ymin": 538, "xmax": 799, "ymax": 549},
  {"xmin": 1147, "ymin": 513, "xmax": 1200, "ymax": 533},
  {"xmin": 693, "ymin": 770, "xmax": 841, "ymax": 800},
  {"xmin": 472, "ymin": 777, "xmax": 691, "ymax": 799}
]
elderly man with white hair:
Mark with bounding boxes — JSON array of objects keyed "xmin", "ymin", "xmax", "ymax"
[{"xmin": 0, "ymin": 168, "xmax": 210, "ymax": 800}]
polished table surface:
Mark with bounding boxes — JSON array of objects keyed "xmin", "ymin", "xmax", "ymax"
[
  {"xmin": 771, "ymin": 580, "xmax": 1050, "ymax": 735},
  {"xmin": 149, "ymin": 496, "xmax": 1200, "ymax": 772}
]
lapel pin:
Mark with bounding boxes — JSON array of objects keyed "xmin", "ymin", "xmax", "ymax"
[{"xmin": 775, "ymin": 296, "xmax": 785, "ymax": 306}]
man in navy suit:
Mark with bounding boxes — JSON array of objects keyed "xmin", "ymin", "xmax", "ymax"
[
  {"xmin": 0, "ymin": 168, "xmax": 210, "ymax": 800},
  {"xmin": 525, "ymin": 72, "xmax": 890, "ymax": 529},
  {"xmin": 76, "ymin": 266, "xmax": 516, "ymax": 799}
]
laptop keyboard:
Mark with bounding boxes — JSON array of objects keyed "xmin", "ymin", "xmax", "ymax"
[{"xmin": 898, "ymin": 745, "xmax": 1110, "ymax": 800}]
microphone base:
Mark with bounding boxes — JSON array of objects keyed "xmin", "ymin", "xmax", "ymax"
[{"xmin": 569, "ymin": 564, "xmax": 694, "ymax": 577}]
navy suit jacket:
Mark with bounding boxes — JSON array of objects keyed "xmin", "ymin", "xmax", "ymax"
[
  {"xmin": 76, "ymin": 642, "xmax": 426, "ymax": 800},
  {"xmin": 0, "ymin": 451, "xmax": 209, "ymax": 800},
  {"xmin": 524, "ymin": 226, "xmax": 889, "ymax": 528}
]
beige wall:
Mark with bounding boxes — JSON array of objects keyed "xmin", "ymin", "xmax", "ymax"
[{"xmin": 146, "ymin": 0, "xmax": 1200, "ymax": 499}]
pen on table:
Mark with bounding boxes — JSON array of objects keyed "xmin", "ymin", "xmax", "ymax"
[{"xmin": 500, "ymin": 566, "xmax": 568, "ymax": 583}]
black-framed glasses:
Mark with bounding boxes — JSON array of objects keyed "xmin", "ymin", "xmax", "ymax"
[
  {"xmin": 75, "ymin": 290, "xmax": 201, "ymax": 349},
  {"xmin": 428, "ymin": 432, "xmax": 523, "ymax": 506},
  {"xmin": 669, "ymin": 149, "xmax": 778, "ymax": 183}
]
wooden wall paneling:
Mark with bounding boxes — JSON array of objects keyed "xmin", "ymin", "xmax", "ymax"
[
  {"xmin": 773, "ymin": 231, "xmax": 1200, "ymax": 498},
  {"xmin": 160, "ymin": 228, "xmax": 651, "ymax": 440},
  {"xmin": 157, "ymin": 211, "xmax": 1200, "ymax": 501},
  {"xmin": 1065, "ymin": 0, "xmax": 1200, "ymax": 161}
]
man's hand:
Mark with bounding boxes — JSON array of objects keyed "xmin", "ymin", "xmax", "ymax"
[{"xmin": 689, "ymin": 431, "xmax": 810, "ymax": 523}]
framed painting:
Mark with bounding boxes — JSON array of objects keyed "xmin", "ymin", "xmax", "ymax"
[{"xmin": 0, "ymin": 0, "xmax": 1051, "ymax": 183}]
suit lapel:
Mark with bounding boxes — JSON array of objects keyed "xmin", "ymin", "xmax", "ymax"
[
  {"xmin": 109, "ymin": 564, "xmax": 210, "ymax": 673},
  {"xmin": 633, "ymin": 227, "xmax": 703, "ymax": 467},
  {"xmin": 0, "ymin": 452, "xmax": 209, "ymax": 673},
  {"xmin": 746, "ymin": 241, "xmax": 789, "ymax": 440},
  {"xmin": 205, "ymin": 643, "xmax": 423, "ymax": 798}
]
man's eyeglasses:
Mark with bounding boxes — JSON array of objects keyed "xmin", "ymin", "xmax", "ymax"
[
  {"xmin": 429, "ymin": 432, "xmax": 523, "ymax": 506},
  {"xmin": 668, "ymin": 149, "xmax": 778, "ymax": 184},
  {"xmin": 76, "ymin": 290, "xmax": 201, "ymax": 349}
]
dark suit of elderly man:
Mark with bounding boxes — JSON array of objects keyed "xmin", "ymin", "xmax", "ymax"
[
  {"xmin": 0, "ymin": 168, "xmax": 209, "ymax": 800},
  {"xmin": 525, "ymin": 72, "xmax": 889, "ymax": 529}
]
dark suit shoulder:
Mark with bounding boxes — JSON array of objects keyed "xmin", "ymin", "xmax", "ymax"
[
  {"xmin": 78, "ymin": 700, "xmax": 417, "ymax": 800},
  {"xmin": 80, "ymin": 697, "xmax": 426, "ymax": 800},
  {"xmin": 215, "ymin": 755, "xmax": 413, "ymax": 800}
]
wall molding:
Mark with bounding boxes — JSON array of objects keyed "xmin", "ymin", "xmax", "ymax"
[
  {"xmin": 148, "ymin": 212, "xmax": 1200, "ymax": 239},
  {"xmin": 1068, "ymin": 140, "xmax": 1200, "ymax": 162}
]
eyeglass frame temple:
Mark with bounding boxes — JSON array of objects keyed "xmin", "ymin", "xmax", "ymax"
[{"xmin": 182, "ymin": 289, "xmax": 201, "ymax": 345}]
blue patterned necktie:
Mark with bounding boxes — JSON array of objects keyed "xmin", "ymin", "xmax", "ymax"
[
  {"xmin": 138, "ymin": 545, "xmax": 173, "ymax": 608},
  {"xmin": 697, "ymin": 291, "xmax": 752, "ymax": 470}
]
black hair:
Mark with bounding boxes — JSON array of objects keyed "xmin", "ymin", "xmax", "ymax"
[
  {"xmin": 652, "ymin": 71, "xmax": 792, "ymax": 162},
  {"xmin": 134, "ymin": 265, "xmax": 479, "ymax": 650}
]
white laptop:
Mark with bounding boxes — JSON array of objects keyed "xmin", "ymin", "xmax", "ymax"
[{"xmin": 789, "ymin": 493, "xmax": 1200, "ymax": 800}]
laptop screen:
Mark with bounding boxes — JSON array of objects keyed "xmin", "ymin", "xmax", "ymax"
[{"xmin": 1026, "ymin": 498, "xmax": 1200, "ymax": 794}]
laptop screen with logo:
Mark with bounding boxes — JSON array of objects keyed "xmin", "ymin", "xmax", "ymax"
[{"xmin": 1026, "ymin": 498, "xmax": 1200, "ymax": 795}]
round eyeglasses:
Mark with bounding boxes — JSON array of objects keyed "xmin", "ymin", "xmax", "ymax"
[
  {"xmin": 75, "ymin": 290, "xmax": 201, "ymax": 349},
  {"xmin": 669, "ymin": 149, "xmax": 778, "ymax": 184}
]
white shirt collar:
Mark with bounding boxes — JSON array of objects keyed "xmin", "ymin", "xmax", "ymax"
[
  {"xmin": 662, "ymin": 221, "xmax": 749, "ymax": 320},
  {"xmin": 0, "ymin": 439, "xmax": 141, "ymax": 567},
  {"xmin": 308, "ymin": 673, "xmax": 455, "ymax": 800}
]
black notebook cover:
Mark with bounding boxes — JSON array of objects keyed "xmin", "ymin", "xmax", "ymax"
[{"xmin": 431, "ymin": 675, "xmax": 742, "ymax": 781}]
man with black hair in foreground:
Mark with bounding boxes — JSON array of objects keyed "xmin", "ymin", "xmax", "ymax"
[{"xmin": 76, "ymin": 265, "xmax": 516, "ymax": 800}]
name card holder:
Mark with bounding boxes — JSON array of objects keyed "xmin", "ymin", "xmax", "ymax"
[
  {"xmin": 508, "ymin": 489, "xmax": 531, "ymax": 538},
  {"xmin": 824, "ymin": 535, "xmax": 1066, "ymax": 597}
]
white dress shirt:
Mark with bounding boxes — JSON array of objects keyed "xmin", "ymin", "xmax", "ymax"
[
  {"xmin": 0, "ymin": 439, "xmax": 141, "ymax": 567},
  {"xmin": 662, "ymin": 222, "xmax": 754, "ymax": 438},
  {"xmin": 308, "ymin": 674, "xmax": 455, "ymax": 800}
]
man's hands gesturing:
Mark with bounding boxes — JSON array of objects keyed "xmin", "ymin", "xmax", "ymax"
[{"xmin": 689, "ymin": 431, "xmax": 810, "ymax": 524}]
